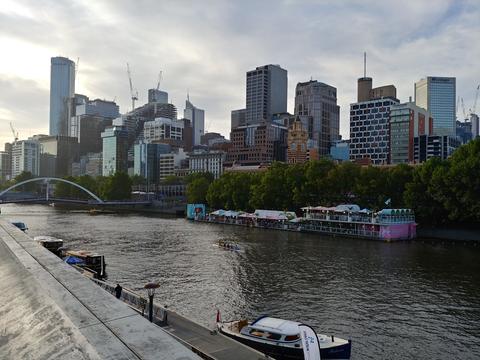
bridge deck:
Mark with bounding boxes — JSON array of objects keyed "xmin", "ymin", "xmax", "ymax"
[{"xmin": 0, "ymin": 219, "xmax": 201, "ymax": 360}]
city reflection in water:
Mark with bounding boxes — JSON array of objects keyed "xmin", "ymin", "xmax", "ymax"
[{"xmin": 2, "ymin": 204, "xmax": 479, "ymax": 359}]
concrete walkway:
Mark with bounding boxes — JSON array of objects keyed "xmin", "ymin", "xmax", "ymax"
[{"xmin": 0, "ymin": 219, "xmax": 201, "ymax": 360}]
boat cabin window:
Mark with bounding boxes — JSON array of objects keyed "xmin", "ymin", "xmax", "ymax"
[
  {"xmin": 249, "ymin": 329, "xmax": 266, "ymax": 337},
  {"xmin": 266, "ymin": 332, "xmax": 282, "ymax": 340},
  {"xmin": 284, "ymin": 334, "xmax": 300, "ymax": 341}
]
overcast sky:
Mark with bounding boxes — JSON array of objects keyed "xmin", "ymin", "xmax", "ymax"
[{"xmin": 1, "ymin": 0, "xmax": 479, "ymax": 147}]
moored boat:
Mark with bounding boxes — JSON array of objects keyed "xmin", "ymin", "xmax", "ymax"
[
  {"xmin": 217, "ymin": 315, "xmax": 351, "ymax": 359},
  {"xmin": 10, "ymin": 221, "xmax": 28, "ymax": 232},
  {"xmin": 34, "ymin": 235, "xmax": 64, "ymax": 256}
]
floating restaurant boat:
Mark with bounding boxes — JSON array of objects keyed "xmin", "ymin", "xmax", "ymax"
[
  {"xmin": 217, "ymin": 315, "xmax": 351, "ymax": 359},
  {"xmin": 300, "ymin": 204, "xmax": 416, "ymax": 241},
  {"xmin": 192, "ymin": 203, "xmax": 416, "ymax": 241}
]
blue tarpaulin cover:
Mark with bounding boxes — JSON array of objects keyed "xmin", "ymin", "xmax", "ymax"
[{"xmin": 64, "ymin": 256, "xmax": 85, "ymax": 265}]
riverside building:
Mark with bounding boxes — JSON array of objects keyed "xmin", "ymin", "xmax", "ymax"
[
  {"xmin": 415, "ymin": 77, "xmax": 456, "ymax": 136},
  {"xmin": 287, "ymin": 119, "xmax": 318, "ymax": 163},
  {"xmin": 294, "ymin": 80, "xmax": 340, "ymax": 155},
  {"xmin": 246, "ymin": 64, "xmax": 287, "ymax": 125},
  {"xmin": 188, "ymin": 149, "xmax": 226, "ymax": 179},
  {"xmin": 350, "ymin": 74, "xmax": 399, "ymax": 165},
  {"xmin": 11, "ymin": 140, "xmax": 40, "ymax": 177},
  {"xmin": 389, "ymin": 101, "xmax": 433, "ymax": 164},
  {"xmin": 227, "ymin": 122, "xmax": 288, "ymax": 166},
  {"xmin": 50, "ymin": 57, "xmax": 75, "ymax": 136},
  {"xmin": 184, "ymin": 98, "xmax": 205, "ymax": 146},
  {"xmin": 101, "ymin": 126, "xmax": 128, "ymax": 176}
]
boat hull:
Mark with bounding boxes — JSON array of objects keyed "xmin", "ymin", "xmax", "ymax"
[{"xmin": 219, "ymin": 327, "xmax": 351, "ymax": 359}]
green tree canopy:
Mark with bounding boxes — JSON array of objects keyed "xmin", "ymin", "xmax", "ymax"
[{"xmin": 100, "ymin": 172, "xmax": 132, "ymax": 200}]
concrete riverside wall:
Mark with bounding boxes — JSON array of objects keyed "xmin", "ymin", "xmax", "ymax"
[{"xmin": 0, "ymin": 219, "xmax": 201, "ymax": 360}]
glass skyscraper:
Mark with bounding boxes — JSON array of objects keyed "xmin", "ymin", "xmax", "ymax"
[
  {"xmin": 414, "ymin": 77, "xmax": 456, "ymax": 136},
  {"xmin": 50, "ymin": 57, "xmax": 75, "ymax": 136}
]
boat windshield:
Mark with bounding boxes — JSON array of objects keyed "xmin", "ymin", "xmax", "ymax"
[{"xmin": 285, "ymin": 334, "xmax": 300, "ymax": 341}]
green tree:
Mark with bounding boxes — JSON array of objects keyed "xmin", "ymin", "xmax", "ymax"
[
  {"xmin": 385, "ymin": 164, "xmax": 414, "ymax": 208},
  {"xmin": 54, "ymin": 176, "xmax": 75, "ymax": 198},
  {"xmin": 11, "ymin": 171, "xmax": 37, "ymax": 193},
  {"xmin": 404, "ymin": 157, "xmax": 449, "ymax": 226},
  {"xmin": 324, "ymin": 161, "xmax": 361, "ymax": 205},
  {"xmin": 187, "ymin": 177, "xmax": 211, "ymax": 204},
  {"xmin": 354, "ymin": 166, "xmax": 389, "ymax": 210},
  {"xmin": 250, "ymin": 162, "xmax": 291, "ymax": 210},
  {"xmin": 434, "ymin": 138, "xmax": 480, "ymax": 223},
  {"xmin": 101, "ymin": 172, "xmax": 132, "ymax": 200},
  {"xmin": 131, "ymin": 174, "xmax": 146, "ymax": 186},
  {"xmin": 206, "ymin": 172, "xmax": 257, "ymax": 211},
  {"xmin": 162, "ymin": 175, "xmax": 184, "ymax": 185}
]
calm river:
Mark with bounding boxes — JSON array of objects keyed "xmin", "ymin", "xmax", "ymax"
[{"xmin": 1, "ymin": 204, "xmax": 479, "ymax": 359}]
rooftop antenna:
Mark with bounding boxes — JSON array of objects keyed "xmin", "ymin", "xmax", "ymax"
[
  {"xmin": 363, "ymin": 51, "xmax": 367, "ymax": 78},
  {"xmin": 187, "ymin": 88, "xmax": 190, "ymax": 102}
]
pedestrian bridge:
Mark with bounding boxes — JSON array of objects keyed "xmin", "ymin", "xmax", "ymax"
[{"xmin": 0, "ymin": 177, "xmax": 151, "ymax": 206}]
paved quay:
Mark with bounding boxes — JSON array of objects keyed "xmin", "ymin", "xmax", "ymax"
[
  {"xmin": 93, "ymin": 280, "xmax": 269, "ymax": 360},
  {"xmin": 0, "ymin": 219, "xmax": 202, "ymax": 360}
]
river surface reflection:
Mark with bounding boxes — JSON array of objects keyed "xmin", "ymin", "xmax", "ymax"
[{"xmin": 2, "ymin": 204, "xmax": 479, "ymax": 359}]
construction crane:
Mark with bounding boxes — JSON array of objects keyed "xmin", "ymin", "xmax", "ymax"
[
  {"xmin": 470, "ymin": 84, "xmax": 480, "ymax": 115},
  {"xmin": 74, "ymin": 57, "xmax": 80, "ymax": 90},
  {"xmin": 156, "ymin": 71, "xmax": 163, "ymax": 90},
  {"xmin": 9, "ymin": 122, "xmax": 18, "ymax": 144},
  {"xmin": 461, "ymin": 98, "xmax": 467, "ymax": 120},
  {"xmin": 126, "ymin": 63, "xmax": 138, "ymax": 111}
]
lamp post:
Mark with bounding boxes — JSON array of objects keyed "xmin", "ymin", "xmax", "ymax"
[{"xmin": 144, "ymin": 282, "xmax": 160, "ymax": 322}]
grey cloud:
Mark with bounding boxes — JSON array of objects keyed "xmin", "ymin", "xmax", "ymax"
[{"xmin": 1, "ymin": 0, "xmax": 479, "ymax": 146}]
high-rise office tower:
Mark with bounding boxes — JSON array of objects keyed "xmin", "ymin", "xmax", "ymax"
[
  {"xmin": 246, "ymin": 64, "xmax": 287, "ymax": 125},
  {"xmin": 184, "ymin": 98, "xmax": 204, "ymax": 146},
  {"xmin": 50, "ymin": 57, "xmax": 75, "ymax": 136},
  {"xmin": 101, "ymin": 126, "xmax": 129, "ymax": 176},
  {"xmin": 11, "ymin": 140, "xmax": 40, "ymax": 177},
  {"xmin": 294, "ymin": 80, "xmax": 340, "ymax": 155},
  {"xmin": 415, "ymin": 77, "xmax": 456, "ymax": 136}
]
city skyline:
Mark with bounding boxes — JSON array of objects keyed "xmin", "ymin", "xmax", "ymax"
[{"xmin": 1, "ymin": 0, "xmax": 480, "ymax": 146}]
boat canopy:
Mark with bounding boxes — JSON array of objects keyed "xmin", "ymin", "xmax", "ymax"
[
  {"xmin": 377, "ymin": 208, "xmax": 413, "ymax": 216},
  {"xmin": 254, "ymin": 210, "xmax": 297, "ymax": 221},
  {"xmin": 301, "ymin": 204, "xmax": 363, "ymax": 213},
  {"xmin": 34, "ymin": 236, "xmax": 63, "ymax": 243},
  {"xmin": 210, "ymin": 209, "xmax": 241, "ymax": 217},
  {"xmin": 250, "ymin": 317, "xmax": 301, "ymax": 336}
]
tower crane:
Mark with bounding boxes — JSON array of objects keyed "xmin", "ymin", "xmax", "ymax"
[
  {"xmin": 126, "ymin": 63, "xmax": 138, "ymax": 111},
  {"xmin": 9, "ymin": 122, "xmax": 18, "ymax": 144},
  {"xmin": 156, "ymin": 71, "xmax": 163, "ymax": 90},
  {"xmin": 461, "ymin": 98, "xmax": 467, "ymax": 120},
  {"xmin": 470, "ymin": 84, "xmax": 479, "ymax": 115}
]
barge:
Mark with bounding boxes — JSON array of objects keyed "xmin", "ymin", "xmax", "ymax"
[{"xmin": 191, "ymin": 204, "xmax": 416, "ymax": 241}]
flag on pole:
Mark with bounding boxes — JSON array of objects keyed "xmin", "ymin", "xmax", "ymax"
[{"xmin": 299, "ymin": 324, "xmax": 322, "ymax": 360}]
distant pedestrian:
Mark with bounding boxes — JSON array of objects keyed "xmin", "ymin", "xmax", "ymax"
[{"xmin": 115, "ymin": 283, "xmax": 122, "ymax": 299}]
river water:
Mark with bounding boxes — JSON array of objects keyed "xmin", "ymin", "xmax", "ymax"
[{"xmin": 1, "ymin": 204, "xmax": 479, "ymax": 359}]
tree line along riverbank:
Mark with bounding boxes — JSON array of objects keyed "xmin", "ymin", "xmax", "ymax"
[{"xmin": 1, "ymin": 139, "xmax": 479, "ymax": 230}]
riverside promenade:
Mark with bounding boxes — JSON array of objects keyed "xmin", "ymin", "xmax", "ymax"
[{"xmin": 0, "ymin": 219, "xmax": 202, "ymax": 360}]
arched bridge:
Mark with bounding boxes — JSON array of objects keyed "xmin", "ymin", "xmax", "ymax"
[{"xmin": 0, "ymin": 177, "xmax": 151, "ymax": 206}]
